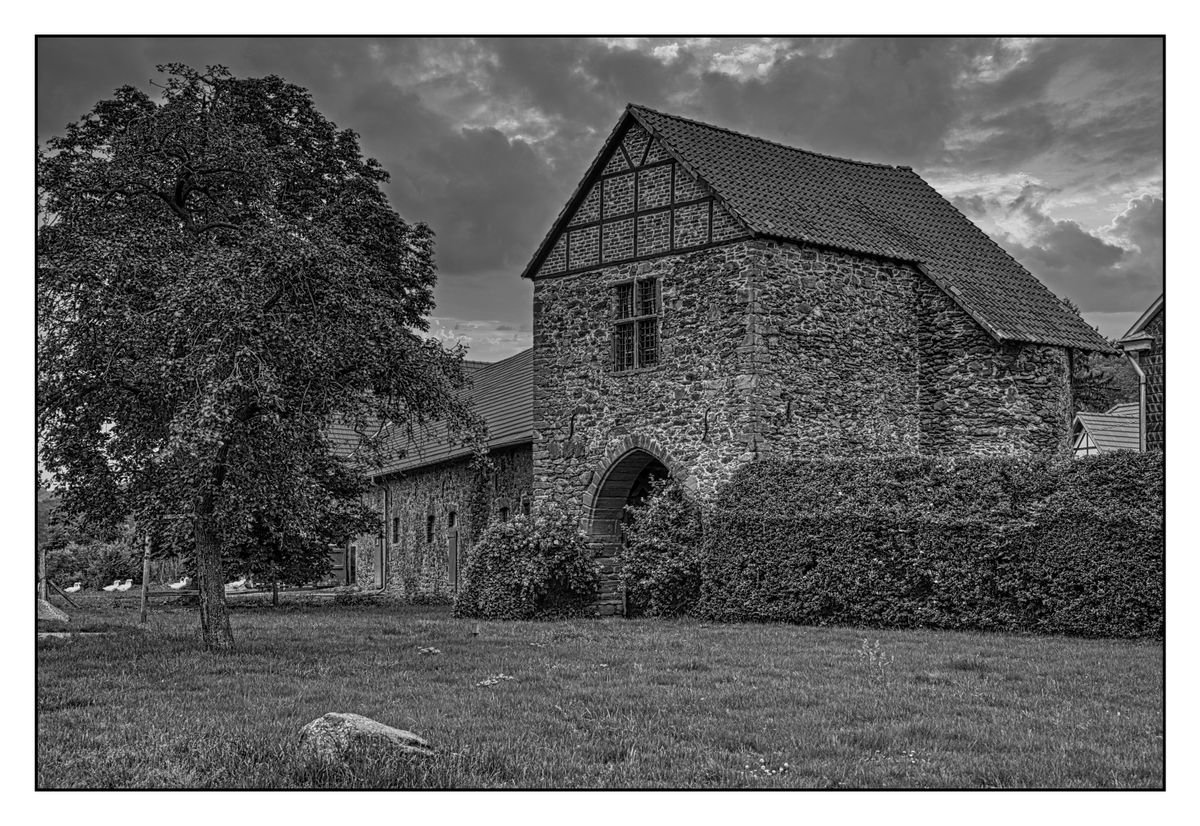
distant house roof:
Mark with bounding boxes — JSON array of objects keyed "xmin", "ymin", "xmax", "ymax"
[
  {"xmin": 1073, "ymin": 404, "xmax": 1142, "ymax": 453},
  {"xmin": 328, "ymin": 349, "xmax": 534, "ymax": 476},
  {"xmin": 1120, "ymin": 293, "xmax": 1164, "ymax": 342},
  {"xmin": 1105, "ymin": 401, "xmax": 1140, "ymax": 419},
  {"xmin": 523, "ymin": 104, "xmax": 1113, "ymax": 353}
]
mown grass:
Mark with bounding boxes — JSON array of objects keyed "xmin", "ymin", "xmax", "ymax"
[{"xmin": 36, "ymin": 595, "xmax": 1163, "ymax": 789}]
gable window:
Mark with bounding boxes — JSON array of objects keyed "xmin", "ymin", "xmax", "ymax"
[{"xmin": 613, "ymin": 278, "xmax": 659, "ymax": 371}]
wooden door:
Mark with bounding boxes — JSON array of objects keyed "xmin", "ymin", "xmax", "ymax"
[
  {"xmin": 372, "ymin": 536, "xmax": 384, "ymax": 588},
  {"xmin": 447, "ymin": 510, "xmax": 460, "ymax": 591}
]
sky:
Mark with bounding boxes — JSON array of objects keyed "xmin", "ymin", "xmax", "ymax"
[{"xmin": 36, "ymin": 36, "xmax": 1164, "ymax": 361}]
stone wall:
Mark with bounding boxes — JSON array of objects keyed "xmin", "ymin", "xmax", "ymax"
[
  {"xmin": 750, "ymin": 242, "xmax": 923, "ymax": 457},
  {"xmin": 533, "ymin": 236, "xmax": 1075, "ymax": 529},
  {"xmin": 1141, "ymin": 308, "xmax": 1165, "ymax": 452},
  {"xmin": 353, "ymin": 444, "xmax": 533, "ymax": 601},
  {"xmin": 532, "ymin": 240, "xmax": 764, "ymax": 514},
  {"xmin": 914, "ymin": 278, "xmax": 1073, "ymax": 456}
]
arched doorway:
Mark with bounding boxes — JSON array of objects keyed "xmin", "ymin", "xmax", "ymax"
[{"xmin": 587, "ymin": 448, "xmax": 670, "ymax": 615}]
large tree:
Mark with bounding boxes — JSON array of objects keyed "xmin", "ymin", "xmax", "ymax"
[{"xmin": 38, "ymin": 65, "xmax": 481, "ymax": 648}]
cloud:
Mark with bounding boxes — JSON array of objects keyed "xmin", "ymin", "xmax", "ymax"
[
  {"xmin": 694, "ymin": 38, "xmax": 987, "ymax": 165},
  {"xmin": 426, "ymin": 317, "xmax": 531, "ymax": 363},
  {"xmin": 37, "ymin": 36, "xmax": 1163, "ymax": 347},
  {"xmin": 969, "ymin": 187, "xmax": 1163, "ymax": 327}
]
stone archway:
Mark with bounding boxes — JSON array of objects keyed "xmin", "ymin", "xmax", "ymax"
[{"xmin": 583, "ymin": 436, "xmax": 692, "ymax": 615}]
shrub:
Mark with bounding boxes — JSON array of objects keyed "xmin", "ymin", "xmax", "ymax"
[
  {"xmin": 47, "ymin": 540, "xmax": 141, "ymax": 590},
  {"xmin": 699, "ymin": 452, "xmax": 1163, "ymax": 638},
  {"xmin": 454, "ymin": 504, "xmax": 600, "ymax": 620},
  {"xmin": 83, "ymin": 541, "xmax": 141, "ymax": 589},
  {"xmin": 618, "ymin": 477, "xmax": 703, "ymax": 617}
]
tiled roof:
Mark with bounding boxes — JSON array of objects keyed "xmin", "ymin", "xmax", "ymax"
[
  {"xmin": 608, "ymin": 105, "xmax": 1112, "ymax": 352},
  {"xmin": 329, "ymin": 349, "xmax": 533, "ymax": 476},
  {"xmin": 1074, "ymin": 410, "xmax": 1141, "ymax": 452},
  {"xmin": 327, "ymin": 417, "xmax": 388, "ymax": 460},
  {"xmin": 1105, "ymin": 402, "xmax": 1140, "ymax": 418}
]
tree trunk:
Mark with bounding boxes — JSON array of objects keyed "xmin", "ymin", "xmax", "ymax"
[
  {"xmin": 272, "ymin": 578, "xmax": 279, "ymax": 608},
  {"xmin": 194, "ymin": 509, "xmax": 234, "ymax": 650}
]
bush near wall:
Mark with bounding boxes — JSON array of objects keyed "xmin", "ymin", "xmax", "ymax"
[
  {"xmin": 698, "ymin": 452, "xmax": 1163, "ymax": 638},
  {"xmin": 454, "ymin": 505, "xmax": 600, "ymax": 620},
  {"xmin": 619, "ymin": 478, "xmax": 704, "ymax": 617}
]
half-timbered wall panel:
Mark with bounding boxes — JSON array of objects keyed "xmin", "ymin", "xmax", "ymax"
[{"xmin": 533, "ymin": 123, "xmax": 750, "ymax": 279}]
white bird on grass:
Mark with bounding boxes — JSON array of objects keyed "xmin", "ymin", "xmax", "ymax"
[
  {"xmin": 64, "ymin": 582, "xmax": 82, "ymax": 594},
  {"xmin": 167, "ymin": 576, "xmax": 190, "ymax": 590},
  {"xmin": 224, "ymin": 576, "xmax": 247, "ymax": 592},
  {"xmin": 116, "ymin": 579, "xmax": 133, "ymax": 592},
  {"xmin": 102, "ymin": 579, "xmax": 121, "ymax": 592}
]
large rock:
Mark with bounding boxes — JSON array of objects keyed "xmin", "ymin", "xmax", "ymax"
[
  {"xmin": 298, "ymin": 712, "xmax": 433, "ymax": 764},
  {"xmin": 37, "ymin": 599, "xmax": 69, "ymax": 623}
]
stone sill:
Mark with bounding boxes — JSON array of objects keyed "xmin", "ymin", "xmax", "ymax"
[{"xmin": 611, "ymin": 365, "xmax": 663, "ymax": 377}]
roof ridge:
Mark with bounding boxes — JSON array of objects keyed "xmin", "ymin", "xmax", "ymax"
[
  {"xmin": 627, "ymin": 102, "xmax": 911, "ymax": 172},
  {"xmin": 476, "ymin": 347, "xmax": 533, "ymax": 371},
  {"xmin": 899, "ymin": 170, "xmax": 1112, "ymax": 350}
]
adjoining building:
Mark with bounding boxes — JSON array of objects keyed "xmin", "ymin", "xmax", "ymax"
[
  {"xmin": 1119, "ymin": 294, "xmax": 1165, "ymax": 453},
  {"xmin": 344, "ymin": 104, "xmax": 1114, "ymax": 612}
]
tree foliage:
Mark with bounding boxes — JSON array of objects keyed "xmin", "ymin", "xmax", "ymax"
[
  {"xmin": 1071, "ymin": 349, "xmax": 1140, "ymax": 414},
  {"xmin": 38, "ymin": 65, "xmax": 481, "ymax": 646},
  {"xmin": 1059, "ymin": 297, "xmax": 1139, "ymax": 414}
]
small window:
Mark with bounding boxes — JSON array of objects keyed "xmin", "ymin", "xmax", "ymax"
[
  {"xmin": 522, "ymin": 498, "xmax": 531, "ymax": 517},
  {"xmin": 392, "ymin": 517, "xmax": 400, "ymax": 543},
  {"xmin": 447, "ymin": 511, "xmax": 457, "ymax": 529},
  {"xmin": 499, "ymin": 506, "xmax": 510, "ymax": 523},
  {"xmin": 613, "ymin": 278, "xmax": 659, "ymax": 371},
  {"xmin": 426, "ymin": 514, "xmax": 435, "ymax": 542}
]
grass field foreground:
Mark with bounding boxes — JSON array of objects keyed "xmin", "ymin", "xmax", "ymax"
[{"xmin": 36, "ymin": 596, "xmax": 1163, "ymax": 789}]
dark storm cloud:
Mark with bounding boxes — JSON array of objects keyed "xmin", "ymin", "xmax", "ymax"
[
  {"xmin": 949, "ymin": 37, "xmax": 1163, "ymax": 174},
  {"xmin": 694, "ymin": 38, "xmax": 986, "ymax": 165},
  {"xmin": 38, "ymin": 37, "xmax": 564, "ymax": 282},
  {"xmin": 973, "ymin": 188, "xmax": 1164, "ymax": 318}
]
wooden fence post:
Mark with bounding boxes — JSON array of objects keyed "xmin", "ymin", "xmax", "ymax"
[{"xmin": 139, "ymin": 534, "xmax": 152, "ymax": 624}]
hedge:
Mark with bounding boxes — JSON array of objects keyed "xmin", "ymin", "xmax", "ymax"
[{"xmin": 698, "ymin": 452, "xmax": 1163, "ymax": 637}]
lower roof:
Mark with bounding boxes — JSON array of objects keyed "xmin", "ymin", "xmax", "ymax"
[
  {"xmin": 1073, "ymin": 407, "xmax": 1141, "ymax": 452},
  {"xmin": 328, "ymin": 349, "xmax": 533, "ymax": 477}
]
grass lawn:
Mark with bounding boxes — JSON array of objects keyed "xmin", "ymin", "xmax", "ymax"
[{"xmin": 36, "ymin": 594, "xmax": 1163, "ymax": 789}]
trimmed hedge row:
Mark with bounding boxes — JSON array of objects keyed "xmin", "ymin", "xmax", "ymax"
[{"xmin": 699, "ymin": 452, "xmax": 1163, "ymax": 637}]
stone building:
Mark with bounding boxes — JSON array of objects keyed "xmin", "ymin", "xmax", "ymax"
[
  {"xmin": 1119, "ymin": 294, "xmax": 1165, "ymax": 452},
  {"xmin": 345, "ymin": 104, "xmax": 1112, "ymax": 612}
]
